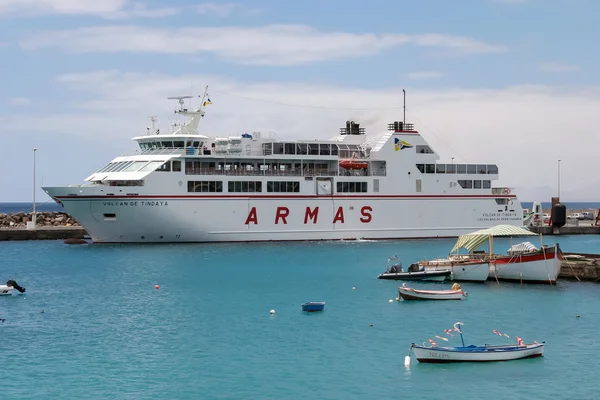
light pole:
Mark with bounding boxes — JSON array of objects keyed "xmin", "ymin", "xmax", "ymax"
[
  {"xmin": 33, "ymin": 148, "xmax": 37, "ymax": 229},
  {"xmin": 557, "ymin": 159, "xmax": 561, "ymax": 199}
]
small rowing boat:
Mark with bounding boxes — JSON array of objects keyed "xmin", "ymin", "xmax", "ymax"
[
  {"xmin": 377, "ymin": 256, "xmax": 451, "ymax": 281},
  {"xmin": 398, "ymin": 283, "xmax": 467, "ymax": 301}
]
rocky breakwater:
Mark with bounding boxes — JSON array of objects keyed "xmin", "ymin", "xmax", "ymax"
[
  {"xmin": 0, "ymin": 211, "xmax": 87, "ymax": 241},
  {"xmin": 0, "ymin": 211, "xmax": 80, "ymax": 228}
]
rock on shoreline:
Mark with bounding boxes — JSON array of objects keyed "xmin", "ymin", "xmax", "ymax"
[{"xmin": 0, "ymin": 211, "xmax": 80, "ymax": 228}]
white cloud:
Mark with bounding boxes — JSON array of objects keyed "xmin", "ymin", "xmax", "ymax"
[
  {"xmin": 407, "ymin": 71, "xmax": 444, "ymax": 80},
  {"xmin": 9, "ymin": 97, "xmax": 31, "ymax": 105},
  {"xmin": 493, "ymin": 0, "xmax": 528, "ymax": 4},
  {"xmin": 0, "ymin": 0, "xmax": 129, "ymax": 15},
  {"xmin": 2, "ymin": 70, "xmax": 599, "ymax": 200},
  {"xmin": 20, "ymin": 25, "xmax": 507, "ymax": 66},
  {"xmin": 196, "ymin": 2, "xmax": 236, "ymax": 17},
  {"xmin": 538, "ymin": 62, "xmax": 579, "ymax": 73}
]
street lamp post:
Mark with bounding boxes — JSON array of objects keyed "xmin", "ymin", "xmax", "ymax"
[
  {"xmin": 557, "ymin": 159, "xmax": 561, "ymax": 199},
  {"xmin": 32, "ymin": 148, "xmax": 37, "ymax": 229}
]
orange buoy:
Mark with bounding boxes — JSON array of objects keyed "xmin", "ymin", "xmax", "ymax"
[{"xmin": 154, "ymin": 285, "xmax": 160, "ymax": 290}]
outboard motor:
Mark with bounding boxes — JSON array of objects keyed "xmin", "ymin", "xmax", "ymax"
[{"xmin": 6, "ymin": 279, "xmax": 26, "ymax": 293}]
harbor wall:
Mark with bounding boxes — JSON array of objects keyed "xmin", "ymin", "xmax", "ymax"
[
  {"xmin": 0, "ymin": 227, "xmax": 87, "ymax": 241},
  {"xmin": 528, "ymin": 225, "xmax": 600, "ymax": 235}
]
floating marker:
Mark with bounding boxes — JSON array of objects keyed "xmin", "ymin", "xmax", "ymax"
[
  {"xmin": 404, "ymin": 355, "xmax": 411, "ymax": 367},
  {"xmin": 576, "ymin": 314, "xmax": 580, "ymax": 318},
  {"xmin": 155, "ymin": 285, "xmax": 160, "ymax": 290},
  {"xmin": 270, "ymin": 309, "xmax": 275, "ymax": 315},
  {"xmin": 352, "ymin": 287, "xmax": 356, "ymax": 290},
  {"xmin": 389, "ymin": 299, "xmax": 393, "ymax": 303},
  {"xmin": 396, "ymin": 297, "xmax": 400, "ymax": 301}
]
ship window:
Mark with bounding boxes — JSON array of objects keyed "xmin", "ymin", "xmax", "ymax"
[
  {"xmin": 474, "ymin": 180, "xmax": 482, "ymax": 189},
  {"xmin": 97, "ymin": 163, "xmax": 114, "ymax": 173},
  {"xmin": 103, "ymin": 213, "xmax": 116, "ymax": 220},
  {"xmin": 446, "ymin": 164, "xmax": 456, "ymax": 174},
  {"xmin": 155, "ymin": 161, "xmax": 171, "ymax": 172},
  {"xmin": 487, "ymin": 164, "xmax": 498, "ymax": 174},
  {"xmin": 331, "ymin": 145, "xmax": 339, "ymax": 156},
  {"xmin": 267, "ymin": 181, "xmax": 300, "ymax": 192},
  {"xmin": 458, "ymin": 180, "xmax": 473, "ymax": 189},
  {"xmin": 284, "ymin": 143, "xmax": 296, "ymax": 155},
  {"xmin": 273, "ymin": 143, "xmax": 284, "ymax": 155},
  {"xmin": 319, "ymin": 144, "xmax": 331, "ymax": 156},
  {"xmin": 139, "ymin": 161, "xmax": 166, "ymax": 172},
  {"xmin": 113, "ymin": 162, "xmax": 134, "ymax": 172},
  {"xmin": 435, "ymin": 164, "xmax": 445, "ymax": 174},
  {"xmin": 172, "ymin": 161, "xmax": 181, "ymax": 172},
  {"xmin": 416, "ymin": 145, "xmax": 433, "ymax": 154},
  {"xmin": 495, "ymin": 198, "xmax": 509, "ymax": 205},
  {"xmin": 173, "ymin": 141, "xmax": 185, "ymax": 148},
  {"xmin": 483, "ymin": 180, "xmax": 491, "ymax": 189},
  {"xmin": 308, "ymin": 144, "xmax": 319, "ymax": 155},
  {"xmin": 187, "ymin": 181, "xmax": 223, "ymax": 192},
  {"xmin": 296, "ymin": 143, "xmax": 308, "ymax": 155},
  {"xmin": 467, "ymin": 164, "xmax": 477, "ymax": 174},
  {"xmin": 122, "ymin": 161, "xmax": 150, "ymax": 172},
  {"xmin": 477, "ymin": 165, "xmax": 487, "ymax": 174},
  {"xmin": 228, "ymin": 181, "xmax": 262, "ymax": 192},
  {"xmin": 425, "ymin": 164, "xmax": 435, "ymax": 173},
  {"xmin": 262, "ymin": 143, "xmax": 273, "ymax": 156},
  {"xmin": 457, "ymin": 164, "xmax": 466, "ymax": 174},
  {"xmin": 415, "ymin": 164, "xmax": 425, "ymax": 173},
  {"xmin": 336, "ymin": 182, "xmax": 367, "ymax": 193}
]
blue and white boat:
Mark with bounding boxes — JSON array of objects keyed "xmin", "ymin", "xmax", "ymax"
[
  {"xmin": 410, "ymin": 322, "xmax": 545, "ymax": 363},
  {"xmin": 301, "ymin": 301, "xmax": 326, "ymax": 312}
]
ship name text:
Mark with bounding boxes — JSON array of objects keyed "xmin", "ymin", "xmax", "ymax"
[
  {"xmin": 101, "ymin": 201, "xmax": 169, "ymax": 207},
  {"xmin": 245, "ymin": 206, "xmax": 373, "ymax": 225}
]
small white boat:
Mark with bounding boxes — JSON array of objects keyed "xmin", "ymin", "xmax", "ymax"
[
  {"xmin": 0, "ymin": 280, "xmax": 26, "ymax": 296},
  {"xmin": 409, "ymin": 322, "xmax": 545, "ymax": 363},
  {"xmin": 398, "ymin": 284, "xmax": 467, "ymax": 301},
  {"xmin": 378, "ymin": 256, "xmax": 451, "ymax": 281}
]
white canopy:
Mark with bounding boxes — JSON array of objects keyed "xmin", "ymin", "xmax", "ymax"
[{"xmin": 451, "ymin": 225, "xmax": 537, "ymax": 253}]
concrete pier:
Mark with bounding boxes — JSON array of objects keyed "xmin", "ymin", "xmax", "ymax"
[
  {"xmin": 559, "ymin": 253, "xmax": 600, "ymax": 282},
  {"xmin": 0, "ymin": 227, "xmax": 87, "ymax": 241},
  {"xmin": 528, "ymin": 225, "xmax": 600, "ymax": 235}
]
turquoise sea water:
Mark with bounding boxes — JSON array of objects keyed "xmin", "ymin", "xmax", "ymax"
[{"xmin": 2, "ymin": 235, "xmax": 600, "ymax": 399}]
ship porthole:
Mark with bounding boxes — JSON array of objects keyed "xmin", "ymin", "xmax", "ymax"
[
  {"xmin": 159, "ymin": 236, "xmax": 163, "ymax": 239},
  {"xmin": 141, "ymin": 236, "xmax": 145, "ymax": 239}
]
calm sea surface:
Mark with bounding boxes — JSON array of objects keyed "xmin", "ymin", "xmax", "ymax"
[{"xmin": 2, "ymin": 235, "xmax": 600, "ymax": 399}]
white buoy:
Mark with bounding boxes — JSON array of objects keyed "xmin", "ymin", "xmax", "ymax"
[
  {"xmin": 404, "ymin": 355, "xmax": 411, "ymax": 367},
  {"xmin": 389, "ymin": 299, "xmax": 393, "ymax": 303},
  {"xmin": 270, "ymin": 309, "xmax": 275, "ymax": 315},
  {"xmin": 352, "ymin": 287, "xmax": 356, "ymax": 290},
  {"xmin": 395, "ymin": 297, "xmax": 400, "ymax": 301}
]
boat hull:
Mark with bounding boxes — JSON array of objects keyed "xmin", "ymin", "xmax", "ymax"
[
  {"xmin": 398, "ymin": 287, "xmax": 466, "ymax": 300},
  {"xmin": 41, "ymin": 189, "xmax": 524, "ymax": 243},
  {"xmin": 301, "ymin": 302, "xmax": 326, "ymax": 312},
  {"xmin": 420, "ymin": 259, "xmax": 491, "ymax": 282},
  {"xmin": 378, "ymin": 270, "xmax": 450, "ymax": 281},
  {"xmin": 491, "ymin": 245, "xmax": 562, "ymax": 284},
  {"xmin": 412, "ymin": 343, "xmax": 544, "ymax": 363}
]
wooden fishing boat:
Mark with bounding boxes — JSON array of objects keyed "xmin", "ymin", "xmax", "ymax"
[
  {"xmin": 397, "ymin": 285, "xmax": 467, "ymax": 301},
  {"xmin": 408, "ymin": 322, "xmax": 544, "ymax": 363}
]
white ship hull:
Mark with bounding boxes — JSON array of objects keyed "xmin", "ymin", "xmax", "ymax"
[{"xmin": 45, "ymin": 194, "xmax": 523, "ymax": 243}]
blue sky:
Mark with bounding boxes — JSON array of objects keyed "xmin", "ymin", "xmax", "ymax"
[{"xmin": 1, "ymin": 0, "xmax": 599, "ymax": 202}]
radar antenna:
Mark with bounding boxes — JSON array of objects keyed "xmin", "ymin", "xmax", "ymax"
[{"xmin": 167, "ymin": 95, "xmax": 193, "ymax": 113}]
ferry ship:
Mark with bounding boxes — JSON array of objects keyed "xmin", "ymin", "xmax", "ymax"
[{"xmin": 43, "ymin": 88, "xmax": 523, "ymax": 243}]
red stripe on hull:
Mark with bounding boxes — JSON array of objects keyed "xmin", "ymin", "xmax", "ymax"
[
  {"xmin": 494, "ymin": 251, "xmax": 558, "ymax": 264},
  {"xmin": 55, "ymin": 194, "xmax": 518, "ymax": 200}
]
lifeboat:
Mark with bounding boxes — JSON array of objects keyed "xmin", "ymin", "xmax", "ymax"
[{"xmin": 339, "ymin": 160, "xmax": 368, "ymax": 170}]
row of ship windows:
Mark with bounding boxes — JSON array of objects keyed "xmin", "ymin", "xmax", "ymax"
[
  {"xmin": 416, "ymin": 164, "xmax": 498, "ymax": 174},
  {"xmin": 186, "ymin": 181, "xmax": 369, "ymax": 193},
  {"xmin": 458, "ymin": 180, "xmax": 491, "ymax": 189}
]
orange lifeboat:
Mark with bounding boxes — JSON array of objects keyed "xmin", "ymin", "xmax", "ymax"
[{"xmin": 339, "ymin": 160, "xmax": 368, "ymax": 170}]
